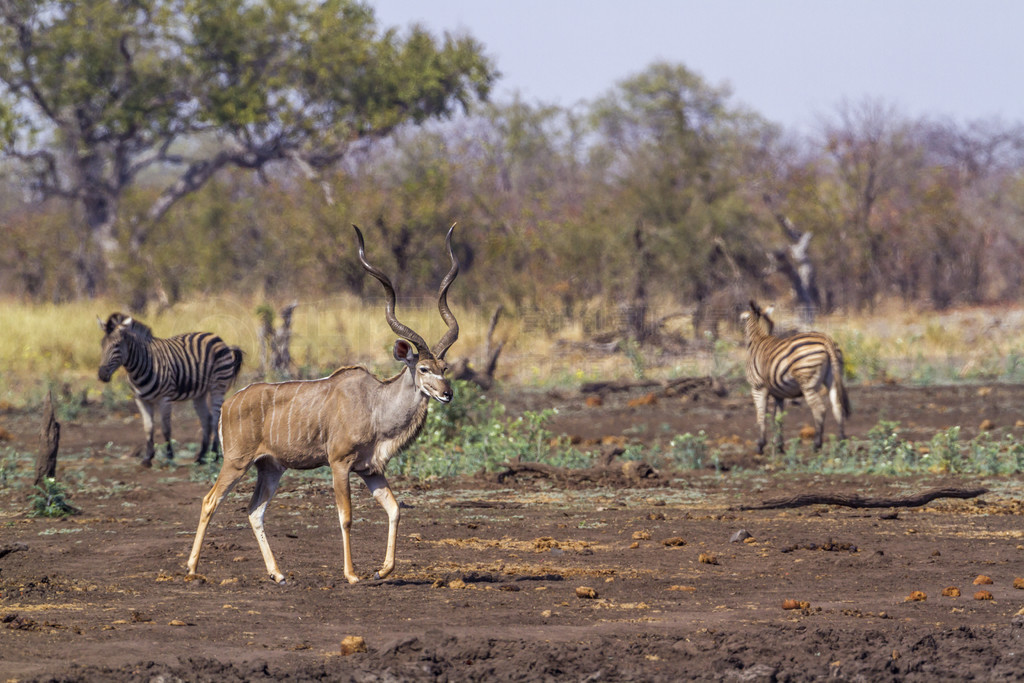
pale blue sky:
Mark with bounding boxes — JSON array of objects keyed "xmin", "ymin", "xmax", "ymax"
[{"xmin": 371, "ymin": 0, "xmax": 1024, "ymax": 132}]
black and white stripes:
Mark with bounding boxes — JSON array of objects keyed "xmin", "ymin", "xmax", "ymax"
[
  {"xmin": 740, "ymin": 301, "xmax": 850, "ymax": 453},
  {"xmin": 98, "ymin": 313, "xmax": 243, "ymax": 466}
]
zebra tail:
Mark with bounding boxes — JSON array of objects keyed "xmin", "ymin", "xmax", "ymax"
[
  {"xmin": 832, "ymin": 345, "xmax": 851, "ymax": 417},
  {"xmin": 227, "ymin": 347, "xmax": 245, "ymax": 389}
]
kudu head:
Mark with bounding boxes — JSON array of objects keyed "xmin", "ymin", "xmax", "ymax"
[{"xmin": 353, "ymin": 224, "xmax": 460, "ymax": 404}]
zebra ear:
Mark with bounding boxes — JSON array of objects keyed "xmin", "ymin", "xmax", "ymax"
[
  {"xmin": 763, "ymin": 305, "xmax": 775, "ymax": 317},
  {"xmin": 97, "ymin": 316, "xmax": 105, "ymax": 332},
  {"xmin": 121, "ymin": 316, "xmax": 134, "ymax": 329}
]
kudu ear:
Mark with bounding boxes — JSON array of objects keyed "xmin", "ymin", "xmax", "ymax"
[{"xmin": 393, "ymin": 339, "xmax": 418, "ymax": 365}]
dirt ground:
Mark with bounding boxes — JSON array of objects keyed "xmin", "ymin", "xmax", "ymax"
[{"xmin": 4, "ymin": 380, "xmax": 1024, "ymax": 681}]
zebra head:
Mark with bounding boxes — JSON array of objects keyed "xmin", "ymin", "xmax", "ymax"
[
  {"xmin": 740, "ymin": 301, "xmax": 776, "ymax": 343},
  {"xmin": 97, "ymin": 313, "xmax": 136, "ymax": 382}
]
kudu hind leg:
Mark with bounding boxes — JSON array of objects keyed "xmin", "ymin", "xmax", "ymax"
[
  {"xmin": 248, "ymin": 458, "xmax": 287, "ymax": 583},
  {"xmin": 187, "ymin": 460, "xmax": 249, "ymax": 576}
]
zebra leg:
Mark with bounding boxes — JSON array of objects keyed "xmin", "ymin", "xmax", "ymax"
[
  {"xmin": 829, "ymin": 384, "xmax": 847, "ymax": 441},
  {"xmin": 751, "ymin": 388, "xmax": 770, "ymax": 454},
  {"xmin": 208, "ymin": 391, "xmax": 227, "ymax": 460},
  {"xmin": 159, "ymin": 399, "xmax": 174, "ymax": 461},
  {"xmin": 192, "ymin": 395, "xmax": 212, "ymax": 464},
  {"xmin": 134, "ymin": 397, "xmax": 157, "ymax": 467},
  {"xmin": 802, "ymin": 388, "xmax": 828, "ymax": 450},
  {"xmin": 771, "ymin": 396, "xmax": 786, "ymax": 452}
]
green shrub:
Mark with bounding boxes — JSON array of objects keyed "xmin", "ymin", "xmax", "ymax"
[
  {"xmin": 666, "ymin": 431, "xmax": 708, "ymax": 470},
  {"xmin": 393, "ymin": 381, "xmax": 587, "ymax": 479},
  {"xmin": 30, "ymin": 477, "xmax": 79, "ymax": 518}
]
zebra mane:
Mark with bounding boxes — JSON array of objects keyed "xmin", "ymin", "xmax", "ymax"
[
  {"xmin": 125, "ymin": 318, "xmax": 155, "ymax": 342},
  {"xmin": 104, "ymin": 312, "xmax": 155, "ymax": 342}
]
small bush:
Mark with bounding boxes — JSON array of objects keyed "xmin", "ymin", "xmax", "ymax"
[
  {"xmin": 394, "ymin": 381, "xmax": 587, "ymax": 479},
  {"xmin": 30, "ymin": 477, "xmax": 79, "ymax": 518}
]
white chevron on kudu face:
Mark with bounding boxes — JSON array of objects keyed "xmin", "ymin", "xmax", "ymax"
[{"xmin": 187, "ymin": 224, "xmax": 460, "ymax": 585}]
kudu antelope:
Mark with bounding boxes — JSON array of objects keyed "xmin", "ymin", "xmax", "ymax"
[{"xmin": 187, "ymin": 225, "xmax": 460, "ymax": 584}]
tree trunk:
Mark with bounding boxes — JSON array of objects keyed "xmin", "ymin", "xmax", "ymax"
[
  {"xmin": 763, "ymin": 195, "xmax": 821, "ymax": 324},
  {"xmin": 260, "ymin": 302, "xmax": 299, "ymax": 379},
  {"xmin": 626, "ymin": 220, "xmax": 652, "ymax": 342},
  {"xmin": 34, "ymin": 391, "xmax": 60, "ymax": 488}
]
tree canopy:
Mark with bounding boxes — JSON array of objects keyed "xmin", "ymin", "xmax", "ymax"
[{"xmin": 0, "ymin": 0, "xmax": 496, "ymax": 299}]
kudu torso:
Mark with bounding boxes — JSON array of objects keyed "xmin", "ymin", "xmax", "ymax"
[{"xmin": 221, "ymin": 366, "xmax": 428, "ymax": 475}]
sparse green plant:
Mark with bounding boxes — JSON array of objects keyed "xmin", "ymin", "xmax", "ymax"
[
  {"xmin": 0, "ymin": 447, "xmax": 27, "ymax": 489},
  {"xmin": 394, "ymin": 381, "xmax": 588, "ymax": 479},
  {"xmin": 667, "ymin": 431, "xmax": 708, "ymax": 470},
  {"xmin": 928, "ymin": 426, "xmax": 963, "ymax": 474},
  {"xmin": 863, "ymin": 421, "xmax": 919, "ymax": 474},
  {"xmin": 188, "ymin": 459, "xmax": 225, "ymax": 485},
  {"xmin": 30, "ymin": 477, "xmax": 79, "ymax": 518}
]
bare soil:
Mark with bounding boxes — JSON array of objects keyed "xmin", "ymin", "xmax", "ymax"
[{"xmin": 3, "ymin": 381, "xmax": 1024, "ymax": 681}]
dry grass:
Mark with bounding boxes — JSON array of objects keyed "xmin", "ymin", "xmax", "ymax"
[{"xmin": 2, "ymin": 296, "xmax": 1024, "ymax": 410}]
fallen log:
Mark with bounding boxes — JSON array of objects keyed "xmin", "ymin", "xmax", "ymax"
[{"xmin": 737, "ymin": 486, "xmax": 988, "ymax": 511}]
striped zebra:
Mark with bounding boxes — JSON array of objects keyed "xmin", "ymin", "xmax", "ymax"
[
  {"xmin": 98, "ymin": 313, "xmax": 244, "ymax": 466},
  {"xmin": 740, "ymin": 301, "xmax": 850, "ymax": 453}
]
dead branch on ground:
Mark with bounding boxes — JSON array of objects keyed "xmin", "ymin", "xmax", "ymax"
[{"xmin": 737, "ymin": 486, "xmax": 988, "ymax": 511}]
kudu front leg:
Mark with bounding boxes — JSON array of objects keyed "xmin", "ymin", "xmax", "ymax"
[
  {"xmin": 360, "ymin": 472, "xmax": 401, "ymax": 580},
  {"xmin": 331, "ymin": 463, "xmax": 360, "ymax": 584}
]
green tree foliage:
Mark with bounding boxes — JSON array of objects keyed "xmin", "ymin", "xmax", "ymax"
[
  {"xmin": 4, "ymin": 28, "xmax": 1024, "ymax": 328},
  {"xmin": 585, "ymin": 63, "xmax": 778, "ymax": 334},
  {"xmin": 0, "ymin": 0, "xmax": 496, "ymax": 300}
]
